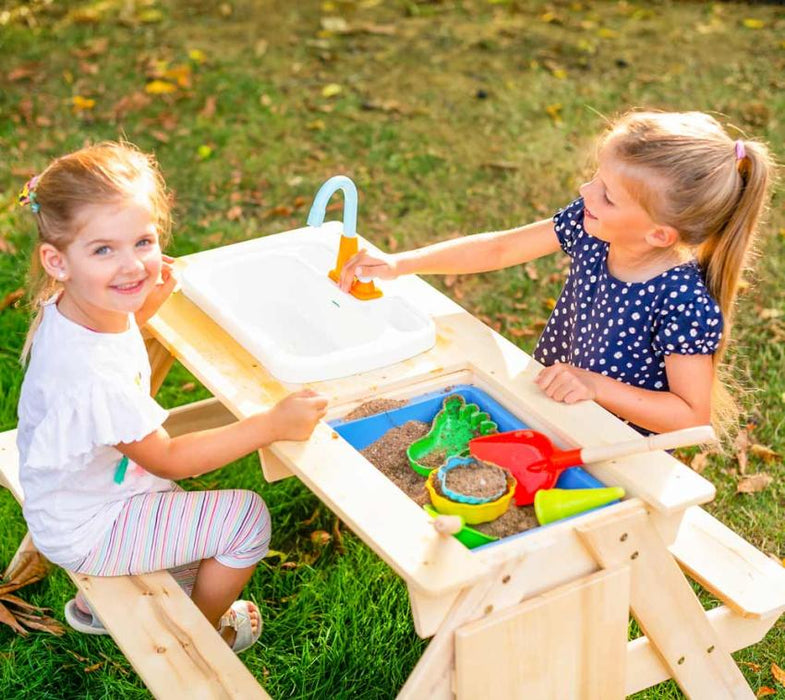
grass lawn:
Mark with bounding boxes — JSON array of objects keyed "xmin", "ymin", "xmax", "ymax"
[{"xmin": 1, "ymin": 0, "xmax": 784, "ymax": 697}]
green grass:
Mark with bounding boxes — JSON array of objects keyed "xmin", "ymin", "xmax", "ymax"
[{"xmin": 1, "ymin": 0, "xmax": 784, "ymax": 697}]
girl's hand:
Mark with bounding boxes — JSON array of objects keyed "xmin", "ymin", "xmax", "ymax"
[
  {"xmin": 267, "ymin": 389, "xmax": 328, "ymax": 442},
  {"xmin": 136, "ymin": 256, "xmax": 178, "ymax": 326},
  {"xmin": 339, "ymin": 248, "xmax": 399, "ymax": 292},
  {"xmin": 535, "ymin": 362, "xmax": 598, "ymax": 404}
]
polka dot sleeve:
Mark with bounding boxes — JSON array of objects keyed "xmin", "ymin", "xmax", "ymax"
[
  {"xmin": 552, "ymin": 197, "xmax": 586, "ymax": 258},
  {"xmin": 652, "ymin": 296, "xmax": 723, "ymax": 356}
]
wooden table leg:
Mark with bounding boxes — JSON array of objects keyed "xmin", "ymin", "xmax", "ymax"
[
  {"xmin": 576, "ymin": 500, "xmax": 755, "ymax": 699},
  {"xmin": 144, "ymin": 334, "xmax": 176, "ymax": 395}
]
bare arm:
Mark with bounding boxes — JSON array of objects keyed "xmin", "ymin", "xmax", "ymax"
[
  {"xmin": 339, "ymin": 218, "xmax": 560, "ymax": 289},
  {"xmin": 118, "ymin": 390, "xmax": 327, "ymax": 480},
  {"xmin": 135, "ymin": 257, "xmax": 177, "ymax": 327},
  {"xmin": 536, "ymin": 354, "xmax": 713, "ymax": 433}
]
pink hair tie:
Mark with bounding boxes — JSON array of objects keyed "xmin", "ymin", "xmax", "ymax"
[{"xmin": 735, "ymin": 140, "xmax": 746, "ymax": 161}]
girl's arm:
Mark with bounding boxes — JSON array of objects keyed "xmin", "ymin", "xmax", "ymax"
[
  {"xmin": 117, "ymin": 390, "xmax": 327, "ymax": 480},
  {"xmin": 135, "ymin": 257, "xmax": 177, "ymax": 327},
  {"xmin": 536, "ymin": 354, "xmax": 713, "ymax": 433},
  {"xmin": 339, "ymin": 218, "xmax": 560, "ymax": 290}
]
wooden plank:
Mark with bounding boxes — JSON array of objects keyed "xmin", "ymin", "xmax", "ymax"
[
  {"xmin": 576, "ymin": 500, "xmax": 754, "ymax": 699},
  {"xmin": 407, "ymin": 584, "xmax": 460, "ymax": 639},
  {"xmin": 70, "ymin": 569, "xmax": 269, "ymax": 700},
  {"xmin": 669, "ymin": 506, "xmax": 785, "ymax": 618},
  {"xmin": 0, "ymin": 429, "xmax": 270, "ymax": 699},
  {"xmin": 164, "ymin": 398, "xmax": 237, "ymax": 437},
  {"xmin": 454, "ymin": 567, "xmax": 630, "ymax": 700},
  {"xmin": 144, "ymin": 334, "xmax": 176, "ymax": 395},
  {"xmin": 627, "ymin": 606, "xmax": 782, "ymax": 696},
  {"xmin": 258, "ymin": 448, "xmax": 294, "ymax": 483}
]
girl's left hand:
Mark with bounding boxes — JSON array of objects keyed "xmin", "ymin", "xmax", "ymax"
[{"xmin": 535, "ymin": 361, "xmax": 597, "ymax": 404}]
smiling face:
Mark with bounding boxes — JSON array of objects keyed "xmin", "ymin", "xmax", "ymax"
[
  {"xmin": 578, "ymin": 146, "xmax": 665, "ymax": 250},
  {"xmin": 41, "ymin": 199, "xmax": 162, "ymax": 332}
]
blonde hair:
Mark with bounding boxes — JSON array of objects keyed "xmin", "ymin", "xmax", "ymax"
[
  {"xmin": 20, "ymin": 141, "xmax": 171, "ymax": 362},
  {"xmin": 601, "ymin": 111, "xmax": 773, "ymax": 434}
]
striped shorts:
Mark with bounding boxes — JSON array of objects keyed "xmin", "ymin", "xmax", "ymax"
[{"xmin": 73, "ymin": 487, "xmax": 271, "ymax": 584}]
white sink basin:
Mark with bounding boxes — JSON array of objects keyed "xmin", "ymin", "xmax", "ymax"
[{"xmin": 180, "ymin": 222, "xmax": 436, "ymax": 383}]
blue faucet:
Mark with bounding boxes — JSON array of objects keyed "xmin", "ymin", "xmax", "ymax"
[
  {"xmin": 307, "ymin": 175, "xmax": 358, "ymax": 237},
  {"xmin": 307, "ymin": 175, "xmax": 381, "ymax": 300}
]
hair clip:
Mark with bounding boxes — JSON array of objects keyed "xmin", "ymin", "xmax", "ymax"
[
  {"xmin": 18, "ymin": 175, "xmax": 40, "ymax": 213},
  {"xmin": 734, "ymin": 140, "xmax": 746, "ymax": 161}
]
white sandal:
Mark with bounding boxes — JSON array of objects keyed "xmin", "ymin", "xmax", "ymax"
[
  {"xmin": 219, "ymin": 600, "xmax": 262, "ymax": 653},
  {"xmin": 64, "ymin": 598, "xmax": 109, "ymax": 635}
]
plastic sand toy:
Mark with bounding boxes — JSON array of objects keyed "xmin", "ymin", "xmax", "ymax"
[
  {"xmin": 425, "ymin": 456, "xmax": 515, "ymax": 525},
  {"xmin": 423, "ymin": 504, "xmax": 499, "ymax": 549},
  {"xmin": 408, "ymin": 395, "xmax": 497, "ymax": 476}
]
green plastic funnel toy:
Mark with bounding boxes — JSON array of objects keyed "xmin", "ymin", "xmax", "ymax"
[
  {"xmin": 534, "ymin": 487, "xmax": 625, "ymax": 525},
  {"xmin": 407, "ymin": 395, "xmax": 497, "ymax": 476}
]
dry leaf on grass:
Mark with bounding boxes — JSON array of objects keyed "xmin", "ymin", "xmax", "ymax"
[
  {"xmin": 734, "ymin": 428, "xmax": 751, "ymax": 474},
  {"xmin": 750, "ymin": 444, "xmax": 781, "ymax": 463},
  {"xmin": 771, "ymin": 662, "xmax": 785, "ymax": 686},
  {"xmin": 0, "ymin": 289, "xmax": 24, "ymax": 312},
  {"xmin": 0, "ymin": 551, "xmax": 64, "ymax": 636},
  {"xmin": 757, "ymin": 688, "xmax": 776, "ymax": 697},
  {"xmin": 736, "ymin": 473, "xmax": 773, "ymax": 494},
  {"xmin": 690, "ymin": 452, "xmax": 709, "ymax": 474}
]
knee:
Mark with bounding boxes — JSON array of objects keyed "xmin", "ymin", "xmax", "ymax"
[{"xmin": 242, "ymin": 491, "xmax": 271, "ymax": 548}]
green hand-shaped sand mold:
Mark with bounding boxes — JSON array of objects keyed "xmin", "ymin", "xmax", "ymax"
[{"xmin": 407, "ymin": 395, "xmax": 498, "ymax": 476}]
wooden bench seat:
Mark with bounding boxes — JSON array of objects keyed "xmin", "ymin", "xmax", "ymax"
[
  {"xmin": 0, "ymin": 428, "xmax": 268, "ymax": 699},
  {"xmin": 669, "ymin": 505, "xmax": 785, "ymax": 619}
]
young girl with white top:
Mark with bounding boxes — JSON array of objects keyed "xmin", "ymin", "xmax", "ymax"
[
  {"xmin": 16, "ymin": 142, "xmax": 327, "ymax": 653},
  {"xmin": 340, "ymin": 111, "xmax": 773, "ymax": 436}
]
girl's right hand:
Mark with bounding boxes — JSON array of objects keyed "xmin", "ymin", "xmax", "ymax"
[
  {"xmin": 268, "ymin": 389, "xmax": 328, "ymax": 442},
  {"xmin": 338, "ymin": 249, "xmax": 399, "ymax": 292}
]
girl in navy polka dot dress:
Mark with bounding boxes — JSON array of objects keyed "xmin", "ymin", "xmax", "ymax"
[{"xmin": 340, "ymin": 111, "xmax": 773, "ymax": 435}]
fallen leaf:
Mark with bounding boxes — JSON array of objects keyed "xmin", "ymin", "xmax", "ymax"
[
  {"xmin": 481, "ymin": 161, "xmax": 519, "ymax": 171},
  {"xmin": 772, "ymin": 662, "xmax": 785, "ymax": 686},
  {"xmin": 758, "ymin": 308, "xmax": 782, "ymax": 320},
  {"xmin": 71, "ymin": 95, "xmax": 95, "ymax": 112},
  {"xmin": 734, "ymin": 428, "xmax": 751, "ymax": 474},
  {"xmin": 188, "ymin": 48, "xmax": 207, "ymax": 64},
  {"xmin": 226, "ymin": 206, "xmax": 242, "ymax": 221},
  {"xmin": 742, "ymin": 18, "xmax": 765, "ymax": 29},
  {"xmin": 757, "ymin": 688, "xmax": 776, "ymax": 697},
  {"xmin": 310, "ymin": 530, "xmax": 332, "ymax": 546},
  {"xmin": 545, "ymin": 297, "xmax": 557, "ymax": 310},
  {"xmin": 0, "ymin": 289, "xmax": 24, "ymax": 312},
  {"xmin": 145, "ymin": 80, "xmax": 176, "ymax": 95},
  {"xmin": 509, "ymin": 327, "xmax": 536, "ymax": 338},
  {"xmin": 322, "ymin": 83, "xmax": 342, "ymax": 98},
  {"xmin": 268, "ymin": 205, "xmax": 293, "ymax": 217},
  {"xmin": 0, "ymin": 238, "xmax": 17, "ymax": 254},
  {"xmin": 180, "ymin": 382, "xmax": 196, "ymax": 392},
  {"xmin": 524, "ymin": 263, "xmax": 539, "ymax": 281},
  {"xmin": 545, "ymin": 103, "xmax": 563, "ymax": 124},
  {"xmin": 750, "ymin": 444, "xmax": 781, "ymax": 463},
  {"xmin": 736, "ymin": 473, "xmax": 773, "ymax": 494},
  {"xmin": 321, "ymin": 16, "xmax": 350, "ymax": 33},
  {"xmin": 690, "ymin": 452, "xmax": 709, "ymax": 474},
  {"xmin": 306, "ymin": 119, "xmax": 326, "ymax": 131},
  {"xmin": 740, "ymin": 661, "xmax": 762, "ymax": 672},
  {"xmin": 197, "ymin": 145, "xmax": 213, "ymax": 160},
  {"xmin": 199, "ymin": 95, "xmax": 217, "ymax": 118}
]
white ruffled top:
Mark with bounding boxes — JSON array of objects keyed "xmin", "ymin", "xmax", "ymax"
[{"xmin": 17, "ymin": 301, "xmax": 174, "ymax": 568}]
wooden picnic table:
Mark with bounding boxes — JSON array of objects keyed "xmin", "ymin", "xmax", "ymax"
[{"xmin": 3, "ymin": 236, "xmax": 783, "ymax": 698}]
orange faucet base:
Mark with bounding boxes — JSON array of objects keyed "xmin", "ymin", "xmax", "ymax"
[{"xmin": 328, "ymin": 235, "xmax": 383, "ymax": 300}]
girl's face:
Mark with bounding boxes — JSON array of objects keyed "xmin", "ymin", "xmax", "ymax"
[
  {"xmin": 578, "ymin": 149, "xmax": 661, "ymax": 249},
  {"xmin": 49, "ymin": 200, "xmax": 162, "ymax": 332}
]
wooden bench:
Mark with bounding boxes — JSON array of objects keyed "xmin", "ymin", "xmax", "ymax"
[{"xmin": 0, "ymin": 420, "xmax": 269, "ymax": 700}]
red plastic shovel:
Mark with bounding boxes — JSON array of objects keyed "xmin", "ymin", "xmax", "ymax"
[{"xmin": 469, "ymin": 425, "xmax": 716, "ymax": 506}]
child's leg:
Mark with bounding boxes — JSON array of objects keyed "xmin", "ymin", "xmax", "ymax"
[{"xmin": 73, "ymin": 488, "xmax": 270, "ymax": 643}]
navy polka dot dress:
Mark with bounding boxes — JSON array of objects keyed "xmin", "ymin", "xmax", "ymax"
[{"xmin": 533, "ymin": 198, "xmax": 723, "ymax": 423}]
